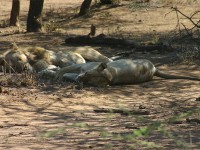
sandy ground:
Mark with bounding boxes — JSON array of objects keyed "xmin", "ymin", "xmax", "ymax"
[{"xmin": 0, "ymin": 0, "xmax": 200, "ymax": 149}]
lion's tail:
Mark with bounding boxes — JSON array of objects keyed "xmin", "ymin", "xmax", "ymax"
[{"xmin": 155, "ymin": 69, "xmax": 200, "ymax": 81}]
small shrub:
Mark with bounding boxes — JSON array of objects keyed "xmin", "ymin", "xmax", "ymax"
[
  {"xmin": 0, "ymin": 19, "xmax": 9, "ymax": 28},
  {"xmin": 177, "ymin": 46, "xmax": 200, "ymax": 64},
  {"xmin": 44, "ymin": 19, "xmax": 61, "ymax": 32},
  {"xmin": 128, "ymin": 1, "xmax": 150, "ymax": 11},
  {"xmin": 0, "ymin": 68, "xmax": 38, "ymax": 87}
]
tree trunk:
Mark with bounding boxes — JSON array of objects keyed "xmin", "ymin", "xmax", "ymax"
[
  {"xmin": 78, "ymin": 0, "xmax": 92, "ymax": 16},
  {"xmin": 27, "ymin": 0, "xmax": 44, "ymax": 32},
  {"xmin": 100, "ymin": 0, "xmax": 121, "ymax": 5},
  {"xmin": 10, "ymin": 0, "xmax": 20, "ymax": 26}
]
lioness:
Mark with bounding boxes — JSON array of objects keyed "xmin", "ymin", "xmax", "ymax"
[
  {"xmin": 68, "ymin": 46, "xmax": 112, "ymax": 63},
  {"xmin": 1, "ymin": 49, "xmax": 32, "ymax": 73},
  {"xmin": 1, "ymin": 44, "xmax": 86, "ymax": 72},
  {"xmin": 56, "ymin": 59, "xmax": 200, "ymax": 86}
]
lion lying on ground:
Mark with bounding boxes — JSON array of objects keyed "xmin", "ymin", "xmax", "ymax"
[
  {"xmin": 0, "ymin": 43, "xmax": 111, "ymax": 73},
  {"xmin": 0, "ymin": 46, "xmax": 33, "ymax": 72},
  {"xmin": 14, "ymin": 45, "xmax": 86, "ymax": 72},
  {"xmin": 68, "ymin": 46, "xmax": 112, "ymax": 63},
  {"xmin": 1, "ymin": 44, "xmax": 200, "ymax": 86},
  {"xmin": 56, "ymin": 59, "xmax": 200, "ymax": 86}
]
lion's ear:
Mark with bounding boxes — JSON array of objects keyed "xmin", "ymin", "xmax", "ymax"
[
  {"xmin": 96, "ymin": 63, "xmax": 107, "ymax": 72},
  {"xmin": 10, "ymin": 42, "xmax": 18, "ymax": 50}
]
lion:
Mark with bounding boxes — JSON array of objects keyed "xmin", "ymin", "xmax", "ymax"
[
  {"xmin": 68, "ymin": 46, "xmax": 112, "ymax": 63},
  {"xmin": 20, "ymin": 46, "xmax": 87, "ymax": 70},
  {"xmin": 21, "ymin": 46, "xmax": 58, "ymax": 66},
  {"xmin": 25, "ymin": 46, "xmax": 110, "ymax": 69},
  {"xmin": 1, "ymin": 44, "xmax": 83, "ymax": 72},
  {"xmin": 1, "ymin": 43, "xmax": 113, "ymax": 73},
  {"xmin": 55, "ymin": 62, "xmax": 106, "ymax": 82},
  {"xmin": 56, "ymin": 59, "xmax": 200, "ymax": 86},
  {"xmin": 1, "ymin": 48, "xmax": 33, "ymax": 73},
  {"xmin": 56, "ymin": 51, "xmax": 86, "ymax": 68}
]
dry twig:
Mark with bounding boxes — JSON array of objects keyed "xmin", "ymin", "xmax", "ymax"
[{"xmin": 166, "ymin": 7, "xmax": 200, "ymax": 38}]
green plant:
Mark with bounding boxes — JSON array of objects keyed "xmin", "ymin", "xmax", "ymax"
[
  {"xmin": 41, "ymin": 107, "xmax": 200, "ymax": 149},
  {"xmin": 177, "ymin": 46, "xmax": 200, "ymax": 64},
  {"xmin": 44, "ymin": 19, "xmax": 61, "ymax": 32},
  {"xmin": 128, "ymin": 1, "xmax": 150, "ymax": 11},
  {"xmin": 0, "ymin": 19, "xmax": 9, "ymax": 28},
  {"xmin": 1, "ymin": 61, "xmax": 38, "ymax": 87}
]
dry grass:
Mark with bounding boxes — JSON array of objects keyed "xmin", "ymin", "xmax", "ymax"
[
  {"xmin": 0, "ymin": 66, "xmax": 38, "ymax": 87},
  {"xmin": 177, "ymin": 45, "xmax": 200, "ymax": 64}
]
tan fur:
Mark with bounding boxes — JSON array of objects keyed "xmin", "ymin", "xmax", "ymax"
[
  {"xmin": 32, "ymin": 59, "xmax": 50, "ymax": 72},
  {"xmin": 56, "ymin": 51, "xmax": 85, "ymax": 68},
  {"xmin": 2, "ymin": 49, "xmax": 33, "ymax": 72},
  {"xmin": 55, "ymin": 62, "xmax": 105, "ymax": 81},
  {"xmin": 21, "ymin": 47, "xmax": 86, "ymax": 68},
  {"xmin": 77, "ymin": 59, "xmax": 200, "ymax": 86},
  {"xmin": 21, "ymin": 47, "xmax": 58, "ymax": 65},
  {"xmin": 78, "ymin": 59, "xmax": 156, "ymax": 86},
  {"xmin": 66, "ymin": 52, "xmax": 86, "ymax": 64},
  {"xmin": 10, "ymin": 42, "xmax": 18, "ymax": 50},
  {"xmin": 1, "ymin": 45, "xmax": 84, "ymax": 73},
  {"xmin": 69, "ymin": 46, "xmax": 112, "ymax": 63},
  {"xmin": 0, "ymin": 44, "xmax": 112, "ymax": 74},
  {"xmin": 0, "ymin": 45, "xmax": 49, "ymax": 73},
  {"xmin": 13, "ymin": 46, "xmax": 60, "ymax": 71},
  {"xmin": 103, "ymin": 59, "xmax": 156, "ymax": 84}
]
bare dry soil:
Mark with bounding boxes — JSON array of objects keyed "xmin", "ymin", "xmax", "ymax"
[{"xmin": 0, "ymin": 0, "xmax": 200, "ymax": 149}]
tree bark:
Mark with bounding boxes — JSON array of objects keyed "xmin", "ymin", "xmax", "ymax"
[
  {"xmin": 100, "ymin": 0, "xmax": 121, "ymax": 5},
  {"xmin": 27, "ymin": 0, "xmax": 44, "ymax": 32},
  {"xmin": 100, "ymin": 0, "xmax": 112, "ymax": 4},
  {"xmin": 78, "ymin": 0, "xmax": 92, "ymax": 16},
  {"xmin": 10, "ymin": 0, "xmax": 20, "ymax": 26}
]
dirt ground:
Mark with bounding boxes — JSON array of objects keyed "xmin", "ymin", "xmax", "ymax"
[{"xmin": 0, "ymin": 0, "xmax": 200, "ymax": 149}]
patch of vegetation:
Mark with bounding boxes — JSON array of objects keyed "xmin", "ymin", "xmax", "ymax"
[
  {"xmin": 43, "ymin": 6, "xmax": 64, "ymax": 32},
  {"xmin": 0, "ymin": 19, "xmax": 9, "ymax": 28},
  {"xmin": 128, "ymin": 1, "xmax": 150, "ymax": 11},
  {"xmin": 177, "ymin": 46, "xmax": 200, "ymax": 64},
  {"xmin": 44, "ymin": 19, "xmax": 61, "ymax": 32},
  {"xmin": 42, "ymin": 107, "xmax": 200, "ymax": 149},
  {"xmin": 0, "ymin": 71, "xmax": 38, "ymax": 87}
]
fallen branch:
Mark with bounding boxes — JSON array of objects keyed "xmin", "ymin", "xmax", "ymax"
[
  {"xmin": 65, "ymin": 34, "xmax": 173, "ymax": 53},
  {"xmin": 65, "ymin": 34, "xmax": 139, "ymax": 47},
  {"xmin": 186, "ymin": 118, "xmax": 200, "ymax": 124},
  {"xmin": 94, "ymin": 108, "xmax": 150, "ymax": 115}
]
